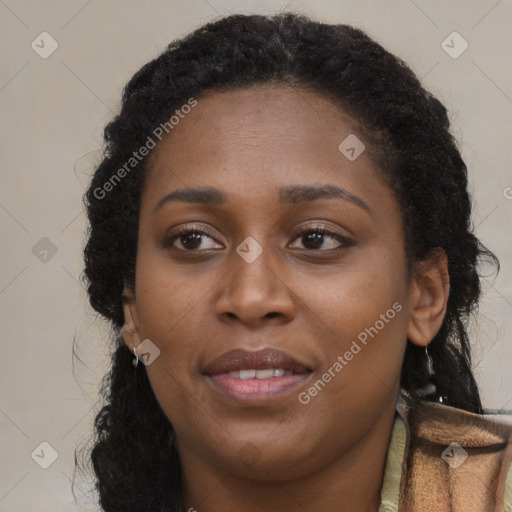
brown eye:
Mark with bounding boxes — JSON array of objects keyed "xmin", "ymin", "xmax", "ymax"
[
  {"xmin": 164, "ymin": 227, "xmax": 222, "ymax": 251},
  {"xmin": 290, "ymin": 227, "xmax": 352, "ymax": 251}
]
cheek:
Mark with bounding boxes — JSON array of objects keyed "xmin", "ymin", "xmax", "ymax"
[
  {"xmin": 297, "ymin": 277, "xmax": 408, "ymax": 433},
  {"xmin": 132, "ymin": 257, "xmax": 209, "ymax": 390},
  {"xmin": 311, "ymin": 245, "xmax": 408, "ymax": 330},
  {"xmin": 304, "ymin": 247, "xmax": 409, "ymax": 388},
  {"xmin": 134, "ymin": 235, "xmax": 210, "ymax": 333},
  {"xmin": 134, "ymin": 269, "xmax": 206, "ymax": 426}
]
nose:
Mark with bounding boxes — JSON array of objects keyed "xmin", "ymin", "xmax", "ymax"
[{"xmin": 214, "ymin": 242, "xmax": 295, "ymax": 328}]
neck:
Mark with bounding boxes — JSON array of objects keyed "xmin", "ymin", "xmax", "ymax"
[{"xmin": 179, "ymin": 405, "xmax": 396, "ymax": 512}]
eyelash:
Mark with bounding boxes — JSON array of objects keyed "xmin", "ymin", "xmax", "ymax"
[{"xmin": 164, "ymin": 224, "xmax": 352, "ymax": 252}]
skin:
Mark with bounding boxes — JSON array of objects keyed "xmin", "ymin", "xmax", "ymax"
[{"xmin": 121, "ymin": 84, "xmax": 449, "ymax": 511}]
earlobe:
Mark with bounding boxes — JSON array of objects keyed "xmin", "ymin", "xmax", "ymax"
[
  {"xmin": 121, "ymin": 287, "xmax": 141, "ymax": 351},
  {"xmin": 407, "ymin": 248, "xmax": 450, "ymax": 347}
]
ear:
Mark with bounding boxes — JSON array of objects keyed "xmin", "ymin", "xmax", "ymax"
[
  {"xmin": 121, "ymin": 286, "xmax": 142, "ymax": 352},
  {"xmin": 407, "ymin": 248, "xmax": 450, "ymax": 347}
]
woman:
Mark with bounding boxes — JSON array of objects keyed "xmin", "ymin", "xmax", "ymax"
[{"xmin": 80, "ymin": 12, "xmax": 512, "ymax": 511}]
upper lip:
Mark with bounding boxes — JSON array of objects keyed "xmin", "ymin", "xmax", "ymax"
[{"xmin": 203, "ymin": 348, "xmax": 312, "ymax": 376}]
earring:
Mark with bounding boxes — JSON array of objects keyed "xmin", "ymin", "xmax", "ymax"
[
  {"xmin": 132, "ymin": 346, "xmax": 139, "ymax": 367},
  {"xmin": 418, "ymin": 342, "xmax": 437, "ymax": 398},
  {"xmin": 425, "ymin": 344, "xmax": 434, "ymax": 376},
  {"xmin": 418, "ymin": 341, "xmax": 448, "ymax": 404}
]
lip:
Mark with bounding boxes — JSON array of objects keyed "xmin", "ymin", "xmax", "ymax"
[
  {"xmin": 203, "ymin": 348, "xmax": 313, "ymax": 406},
  {"xmin": 203, "ymin": 348, "xmax": 311, "ymax": 375}
]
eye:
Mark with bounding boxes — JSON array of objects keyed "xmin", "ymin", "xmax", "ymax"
[
  {"xmin": 164, "ymin": 226, "xmax": 223, "ymax": 251},
  {"xmin": 164, "ymin": 224, "xmax": 352, "ymax": 252},
  {"xmin": 289, "ymin": 225, "xmax": 352, "ymax": 251}
]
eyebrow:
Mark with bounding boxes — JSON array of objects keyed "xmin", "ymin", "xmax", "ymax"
[{"xmin": 153, "ymin": 184, "xmax": 370, "ymax": 214}]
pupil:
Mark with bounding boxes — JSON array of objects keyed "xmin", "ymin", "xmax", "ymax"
[
  {"xmin": 183, "ymin": 233, "xmax": 202, "ymax": 250},
  {"xmin": 304, "ymin": 232, "xmax": 323, "ymax": 249}
]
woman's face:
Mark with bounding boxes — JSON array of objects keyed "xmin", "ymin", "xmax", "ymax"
[{"xmin": 122, "ymin": 85, "xmax": 431, "ymax": 480}]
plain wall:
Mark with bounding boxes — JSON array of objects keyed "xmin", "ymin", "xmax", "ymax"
[{"xmin": 0, "ymin": 1, "xmax": 511, "ymax": 510}]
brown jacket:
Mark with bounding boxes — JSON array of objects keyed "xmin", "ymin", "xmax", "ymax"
[{"xmin": 397, "ymin": 400, "xmax": 512, "ymax": 512}]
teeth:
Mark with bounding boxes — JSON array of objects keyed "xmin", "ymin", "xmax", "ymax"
[
  {"xmin": 256, "ymin": 369, "xmax": 274, "ymax": 379},
  {"xmin": 227, "ymin": 368, "xmax": 289, "ymax": 379},
  {"xmin": 239, "ymin": 369, "xmax": 256, "ymax": 380}
]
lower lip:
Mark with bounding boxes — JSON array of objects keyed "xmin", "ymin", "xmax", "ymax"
[{"xmin": 207, "ymin": 373, "xmax": 311, "ymax": 406}]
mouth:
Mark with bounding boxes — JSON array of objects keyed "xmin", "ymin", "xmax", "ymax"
[{"xmin": 202, "ymin": 348, "xmax": 313, "ymax": 406}]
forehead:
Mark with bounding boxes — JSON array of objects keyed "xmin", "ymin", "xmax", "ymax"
[{"xmin": 143, "ymin": 85, "xmax": 387, "ymax": 211}]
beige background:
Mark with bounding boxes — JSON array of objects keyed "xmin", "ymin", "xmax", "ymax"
[{"xmin": 0, "ymin": 0, "xmax": 511, "ymax": 510}]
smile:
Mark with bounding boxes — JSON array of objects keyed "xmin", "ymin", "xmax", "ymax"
[
  {"xmin": 227, "ymin": 368, "xmax": 291, "ymax": 379},
  {"xmin": 203, "ymin": 348, "xmax": 313, "ymax": 406}
]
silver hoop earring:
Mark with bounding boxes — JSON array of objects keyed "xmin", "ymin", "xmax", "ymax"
[
  {"xmin": 418, "ymin": 344, "xmax": 437, "ymax": 398},
  {"xmin": 132, "ymin": 346, "xmax": 139, "ymax": 367},
  {"xmin": 425, "ymin": 345, "xmax": 434, "ymax": 376}
]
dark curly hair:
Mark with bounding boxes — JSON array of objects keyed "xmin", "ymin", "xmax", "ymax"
[{"xmin": 76, "ymin": 12, "xmax": 498, "ymax": 511}]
